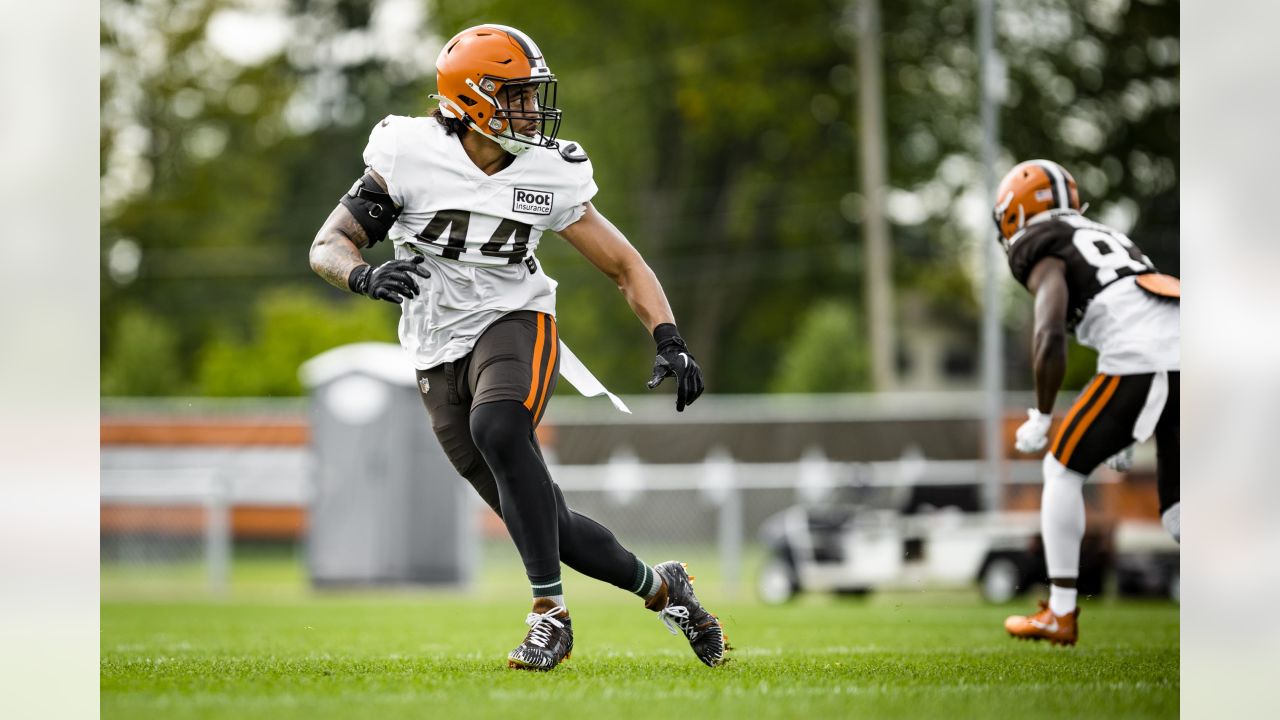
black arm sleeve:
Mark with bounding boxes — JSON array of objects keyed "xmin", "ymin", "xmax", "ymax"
[{"xmin": 338, "ymin": 173, "xmax": 401, "ymax": 246}]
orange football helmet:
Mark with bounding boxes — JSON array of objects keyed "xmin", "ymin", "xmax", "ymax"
[
  {"xmin": 992, "ymin": 160, "xmax": 1082, "ymax": 249},
  {"xmin": 432, "ymin": 24, "xmax": 562, "ymax": 155}
]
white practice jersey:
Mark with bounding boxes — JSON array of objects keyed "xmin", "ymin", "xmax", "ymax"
[
  {"xmin": 362, "ymin": 115, "xmax": 598, "ymax": 369},
  {"xmin": 1074, "ymin": 276, "xmax": 1179, "ymax": 375}
]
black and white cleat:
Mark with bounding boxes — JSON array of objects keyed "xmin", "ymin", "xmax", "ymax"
[{"xmin": 652, "ymin": 561, "xmax": 731, "ymax": 667}]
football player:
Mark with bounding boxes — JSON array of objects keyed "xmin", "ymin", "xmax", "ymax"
[
  {"xmin": 308, "ymin": 25, "xmax": 725, "ymax": 671},
  {"xmin": 995, "ymin": 160, "xmax": 1180, "ymax": 646}
]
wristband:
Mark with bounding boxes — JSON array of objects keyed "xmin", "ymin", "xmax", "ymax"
[
  {"xmin": 348, "ymin": 264, "xmax": 372, "ymax": 295},
  {"xmin": 653, "ymin": 323, "xmax": 681, "ymax": 346}
]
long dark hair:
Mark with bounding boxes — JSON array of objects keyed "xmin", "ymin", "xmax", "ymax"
[{"xmin": 430, "ymin": 108, "xmax": 469, "ymax": 136}]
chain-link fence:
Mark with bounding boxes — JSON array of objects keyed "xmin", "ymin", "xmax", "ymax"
[
  {"xmin": 101, "ymin": 469, "xmax": 231, "ymax": 596},
  {"xmin": 100, "ymin": 446, "xmax": 1052, "ymax": 600},
  {"xmin": 545, "ymin": 450, "xmax": 1048, "ymax": 596}
]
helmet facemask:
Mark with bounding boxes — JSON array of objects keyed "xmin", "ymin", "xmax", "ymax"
[
  {"xmin": 991, "ymin": 190, "xmax": 1023, "ymax": 253},
  {"xmin": 462, "ymin": 75, "xmax": 561, "ymax": 156},
  {"xmin": 483, "ymin": 75, "xmax": 560, "ymax": 154}
]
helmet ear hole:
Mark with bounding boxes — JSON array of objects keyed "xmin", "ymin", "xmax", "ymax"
[{"xmin": 457, "ymin": 94, "xmax": 478, "ymax": 107}]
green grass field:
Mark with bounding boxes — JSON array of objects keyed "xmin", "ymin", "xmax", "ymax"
[{"xmin": 101, "ymin": 551, "xmax": 1178, "ymax": 719}]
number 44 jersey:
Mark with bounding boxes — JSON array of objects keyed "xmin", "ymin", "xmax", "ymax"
[
  {"xmin": 1007, "ymin": 211, "xmax": 1179, "ymax": 375},
  {"xmin": 363, "ymin": 115, "xmax": 598, "ymax": 370}
]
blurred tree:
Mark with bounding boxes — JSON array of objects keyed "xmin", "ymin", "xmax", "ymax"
[
  {"xmin": 100, "ymin": 0, "xmax": 1177, "ymax": 397},
  {"xmin": 101, "ymin": 0, "xmax": 431, "ymax": 395},
  {"xmin": 432, "ymin": 0, "xmax": 866, "ymax": 395},
  {"xmin": 101, "ymin": 308, "xmax": 184, "ymax": 396},
  {"xmin": 770, "ymin": 300, "xmax": 871, "ymax": 393},
  {"xmin": 998, "ymin": 0, "xmax": 1179, "ymax": 266},
  {"xmin": 196, "ymin": 289, "xmax": 398, "ymax": 396},
  {"xmin": 992, "ymin": 0, "xmax": 1179, "ymax": 389}
]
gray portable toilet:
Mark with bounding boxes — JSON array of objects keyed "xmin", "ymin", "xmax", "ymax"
[{"xmin": 300, "ymin": 342, "xmax": 476, "ymax": 587}]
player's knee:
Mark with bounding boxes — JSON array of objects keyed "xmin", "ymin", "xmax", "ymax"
[
  {"xmin": 1041, "ymin": 453, "xmax": 1087, "ymax": 530},
  {"xmin": 469, "ymin": 400, "xmax": 531, "ymax": 457},
  {"xmin": 1042, "ymin": 453, "xmax": 1084, "ymax": 490}
]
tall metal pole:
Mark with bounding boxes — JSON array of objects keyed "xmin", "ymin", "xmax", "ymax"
[
  {"xmin": 977, "ymin": 0, "xmax": 1005, "ymax": 511},
  {"xmin": 854, "ymin": 0, "xmax": 895, "ymax": 392}
]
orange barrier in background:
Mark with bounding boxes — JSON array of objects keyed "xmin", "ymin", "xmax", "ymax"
[
  {"xmin": 101, "ymin": 417, "xmax": 555, "ymax": 448},
  {"xmin": 102, "ymin": 417, "xmax": 311, "ymax": 540},
  {"xmin": 101, "ymin": 419, "xmax": 309, "ymax": 446},
  {"xmin": 101, "ymin": 504, "xmax": 307, "ymax": 540}
]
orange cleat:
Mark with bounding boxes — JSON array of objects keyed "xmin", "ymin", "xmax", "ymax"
[{"xmin": 1004, "ymin": 600, "xmax": 1080, "ymax": 646}]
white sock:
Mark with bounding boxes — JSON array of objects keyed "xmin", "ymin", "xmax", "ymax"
[
  {"xmin": 643, "ymin": 567, "xmax": 663, "ymax": 601},
  {"xmin": 1049, "ymin": 585, "xmax": 1078, "ymax": 616},
  {"xmin": 632, "ymin": 559, "xmax": 663, "ymax": 601},
  {"xmin": 1161, "ymin": 502, "xmax": 1180, "ymax": 543},
  {"xmin": 538, "ymin": 594, "xmax": 566, "ymax": 612},
  {"xmin": 1041, "ymin": 455, "xmax": 1087, "ymax": 578}
]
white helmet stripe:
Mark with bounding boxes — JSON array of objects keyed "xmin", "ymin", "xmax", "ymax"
[{"xmin": 1034, "ymin": 159, "xmax": 1070, "ymax": 209}]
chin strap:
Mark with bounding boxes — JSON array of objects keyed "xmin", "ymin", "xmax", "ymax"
[{"xmin": 481, "ymin": 128, "xmax": 535, "ymax": 156}]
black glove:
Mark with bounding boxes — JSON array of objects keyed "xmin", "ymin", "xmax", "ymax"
[
  {"xmin": 646, "ymin": 323, "xmax": 705, "ymax": 412},
  {"xmin": 349, "ymin": 256, "xmax": 431, "ymax": 304}
]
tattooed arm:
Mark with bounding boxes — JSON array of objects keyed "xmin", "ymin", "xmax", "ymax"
[
  {"xmin": 309, "ymin": 169, "xmax": 429, "ymax": 303},
  {"xmin": 308, "ymin": 170, "xmax": 385, "ymax": 290}
]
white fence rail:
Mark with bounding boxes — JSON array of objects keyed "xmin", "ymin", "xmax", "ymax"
[
  {"xmin": 546, "ymin": 450, "xmax": 1051, "ymax": 596},
  {"xmin": 101, "ymin": 452, "xmax": 1057, "ymax": 598}
]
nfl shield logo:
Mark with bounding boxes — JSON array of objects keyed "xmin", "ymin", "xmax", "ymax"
[{"xmin": 419, "ymin": 376, "xmax": 430, "ymax": 394}]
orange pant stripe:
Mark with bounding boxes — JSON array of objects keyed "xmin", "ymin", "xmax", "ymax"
[
  {"xmin": 523, "ymin": 313, "xmax": 547, "ymax": 412},
  {"xmin": 1058, "ymin": 375, "xmax": 1121, "ymax": 466},
  {"xmin": 532, "ymin": 317, "xmax": 558, "ymax": 426},
  {"xmin": 1050, "ymin": 374, "xmax": 1106, "ymax": 457}
]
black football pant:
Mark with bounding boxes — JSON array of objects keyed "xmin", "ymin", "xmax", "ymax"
[
  {"xmin": 417, "ymin": 311, "xmax": 640, "ymax": 593},
  {"xmin": 1050, "ymin": 371, "xmax": 1179, "ymax": 513}
]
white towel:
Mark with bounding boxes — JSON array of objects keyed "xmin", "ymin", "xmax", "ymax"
[
  {"xmin": 1132, "ymin": 370, "xmax": 1169, "ymax": 442},
  {"xmin": 557, "ymin": 339, "xmax": 632, "ymax": 414}
]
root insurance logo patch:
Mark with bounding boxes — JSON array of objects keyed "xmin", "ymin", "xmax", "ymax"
[{"xmin": 513, "ymin": 188, "xmax": 554, "ymax": 215}]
